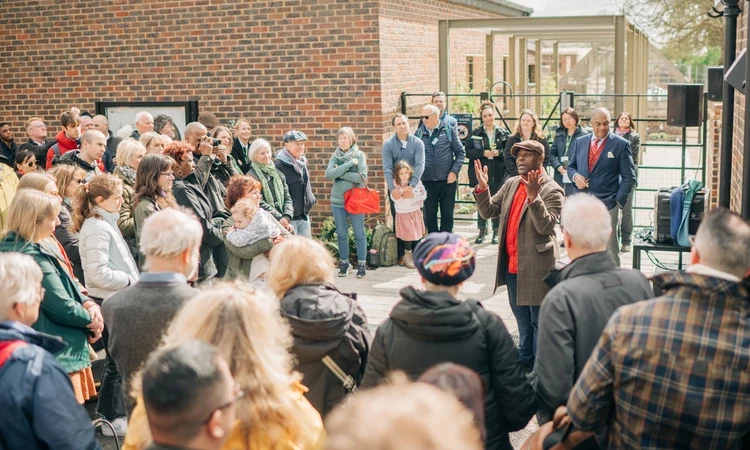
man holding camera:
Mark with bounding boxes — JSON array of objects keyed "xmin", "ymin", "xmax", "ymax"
[{"xmin": 184, "ymin": 121, "xmax": 238, "ymax": 277}]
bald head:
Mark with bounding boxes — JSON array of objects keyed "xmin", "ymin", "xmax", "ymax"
[
  {"xmin": 92, "ymin": 115, "xmax": 110, "ymax": 136},
  {"xmin": 80, "ymin": 130, "xmax": 107, "ymax": 163},
  {"xmin": 184, "ymin": 122, "xmax": 208, "ymax": 150},
  {"xmin": 591, "ymin": 107, "xmax": 611, "ymax": 139},
  {"xmin": 561, "ymin": 194, "xmax": 611, "ymax": 258}
]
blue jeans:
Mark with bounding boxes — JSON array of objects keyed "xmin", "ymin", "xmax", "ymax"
[
  {"xmin": 332, "ymin": 206, "xmax": 367, "ymax": 263},
  {"xmin": 506, "ymin": 273, "xmax": 539, "ymax": 366},
  {"xmin": 291, "ymin": 218, "xmax": 312, "ymax": 238}
]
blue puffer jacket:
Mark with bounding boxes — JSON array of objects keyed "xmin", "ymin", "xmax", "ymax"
[
  {"xmin": 416, "ymin": 123, "xmax": 465, "ymax": 182},
  {"xmin": 0, "ymin": 321, "xmax": 101, "ymax": 450}
]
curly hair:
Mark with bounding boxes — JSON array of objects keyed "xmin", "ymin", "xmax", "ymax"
[
  {"xmin": 162, "ymin": 141, "xmax": 193, "ymax": 169},
  {"xmin": 133, "ymin": 153, "xmax": 176, "ymax": 208},
  {"xmin": 225, "ymin": 175, "xmax": 261, "ymax": 210},
  {"xmin": 231, "ymin": 198, "xmax": 259, "ymax": 220}
]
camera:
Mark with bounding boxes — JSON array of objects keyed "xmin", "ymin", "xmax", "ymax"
[{"xmin": 206, "ymin": 132, "xmax": 222, "ymax": 147}]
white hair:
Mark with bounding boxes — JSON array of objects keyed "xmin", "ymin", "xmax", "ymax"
[
  {"xmin": 139, "ymin": 209, "xmax": 203, "ymax": 261},
  {"xmin": 0, "ymin": 253, "xmax": 43, "ymax": 319},
  {"xmin": 423, "ymin": 104, "xmax": 440, "ymax": 116},
  {"xmin": 560, "ymin": 194, "xmax": 611, "ymax": 250},
  {"xmin": 248, "ymin": 138, "xmax": 272, "ymax": 162},
  {"xmin": 135, "ymin": 111, "xmax": 153, "ymax": 123}
]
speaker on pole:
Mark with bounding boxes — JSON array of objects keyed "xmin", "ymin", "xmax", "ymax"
[
  {"xmin": 667, "ymin": 84, "xmax": 704, "ymax": 127},
  {"xmin": 707, "ymin": 67, "xmax": 723, "ymax": 101}
]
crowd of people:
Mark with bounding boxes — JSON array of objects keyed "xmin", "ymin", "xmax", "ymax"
[{"xmin": 0, "ymin": 96, "xmax": 749, "ymax": 450}]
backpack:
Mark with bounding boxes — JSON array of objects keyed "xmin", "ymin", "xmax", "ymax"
[{"xmin": 367, "ymin": 224, "xmax": 398, "ymax": 267}]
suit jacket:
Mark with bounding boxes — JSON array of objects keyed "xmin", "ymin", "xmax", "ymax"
[
  {"xmin": 567, "ymin": 132, "xmax": 635, "ymax": 210},
  {"xmin": 475, "ymin": 172, "xmax": 563, "ymax": 306}
]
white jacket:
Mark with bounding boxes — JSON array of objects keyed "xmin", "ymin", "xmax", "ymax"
[
  {"xmin": 79, "ymin": 206, "xmax": 139, "ymax": 300},
  {"xmin": 390, "ymin": 181, "xmax": 427, "ymax": 214}
]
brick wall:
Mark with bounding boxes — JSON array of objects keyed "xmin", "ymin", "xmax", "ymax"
[
  {"xmin": 1, "ymin": 0, "xmax": 525, "ymax": 230},
  {"xmin": 732, "ymin": 10, "xmax": 746, "ymax": 213},
  {"xmin": 705, "ymin": 102, "xmax": 721, "ymax": 209}
]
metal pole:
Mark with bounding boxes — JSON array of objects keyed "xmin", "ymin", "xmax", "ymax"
[
  {"xmin": 438, "ymin": 20, "xmax": 450, "ymax": 98},
  {"xmin": 681, "ymin": 126, "xmax": 687, "ymax": 183},
  {"xmin": 702, "ymin": 92, "xmax": 708, "ymax": 186},
  {"xmin": 614, "ymin": 16, "xmax": 626, "ymax": 114},
  {"xmin": 744, "ymin": 0, "xmax": 750, "ymax": 217},
  {"xmin": 718, "ymin": 0, "xmax": 740, "ymax": 208}
]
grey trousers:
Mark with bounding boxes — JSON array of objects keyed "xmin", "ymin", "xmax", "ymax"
[{"xmin": 609, "ymin": 206, "xmax": 621, "ymax": 267}]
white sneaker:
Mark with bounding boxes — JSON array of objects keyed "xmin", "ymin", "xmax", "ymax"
[{"xmin": 101, "ymin": 416, "xmax": 128, "ymax": 437}]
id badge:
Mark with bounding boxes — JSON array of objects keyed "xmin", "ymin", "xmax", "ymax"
[
  {"xmin": 432, "ymin": 138, "xmax": 439, "ymax": 146},
  {"xmin": 561, "ymin": 156, "xmax": 569, "ymax": 163}
]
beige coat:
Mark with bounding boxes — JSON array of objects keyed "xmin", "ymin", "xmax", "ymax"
[{"xmin": 475, "ymin": 173, "xmax": 564, "ymax": 306}]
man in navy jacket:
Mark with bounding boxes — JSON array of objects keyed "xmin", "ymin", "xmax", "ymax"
[
  {"xmin": 417, "ymin": 104, "xmax": 465, "ymax": 233},
  {"xmin": 567, "ymin": 107, "xmax": 635, "ymax": 267}
]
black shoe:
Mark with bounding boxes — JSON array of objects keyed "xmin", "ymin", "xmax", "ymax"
[
  {"xmin": 356, "ymin": 263, "xmax": 366, "ymax": 278},
  {"xmin": 338, "ymin": 261, "xmax": 350, "ymax": 277},
  {"xmin": 474, "ymin": 228, "xmax": 487, "ymax": 244},
  {"xmin": 491, "ymin": 230, "xmax": 498, "ymax": 245}
]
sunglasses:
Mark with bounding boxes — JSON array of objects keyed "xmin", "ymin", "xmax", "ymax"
[
  {"xmin": 202, "ymin": 383, "xmax": 245, "ymax": 425},
  {"xmin": 420, "ymin": 115, "xmax": 433, "ymax": 120}
]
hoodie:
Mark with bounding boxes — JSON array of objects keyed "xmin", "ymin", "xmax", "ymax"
[
  {"xmin": 46, "ymin": 130, "xmax": 79, "ymax": 170},
  {"xmin": 54, "ymin": 150, "xmax": 104, "ymax": 181},
  {"xmin": 280, "ymin": 284, "xmax": 370, "ymax": 416},
  {"xmin": 362, "ymin": 286, "xmax": 536, "ymax": 450}
]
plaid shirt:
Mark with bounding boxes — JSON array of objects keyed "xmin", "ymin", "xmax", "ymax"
[{"xmin": 567, "ymin": 272, "xmax": 750, "ymax": 449}]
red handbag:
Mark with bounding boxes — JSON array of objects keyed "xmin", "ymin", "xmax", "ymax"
[{"xmin": 344, "ymin": 173, "xmax": 381, "ymax": 214}]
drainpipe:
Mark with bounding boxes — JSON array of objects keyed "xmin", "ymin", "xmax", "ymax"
[{"xmin": 712, "ymin": 0, "xmax": 740, "ymax": 208}]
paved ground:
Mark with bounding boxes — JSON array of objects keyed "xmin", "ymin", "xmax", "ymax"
[{"xmin": 90, "ymin": 139, "xmax": 691, "ymax": 448}]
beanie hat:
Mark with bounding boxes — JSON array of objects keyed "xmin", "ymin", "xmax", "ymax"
[{"xmin": 414, "ymin": 232, "xmax": 476, "ymax": 286}]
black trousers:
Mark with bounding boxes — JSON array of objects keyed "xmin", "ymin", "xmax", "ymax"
[{"xmin": 422, "ymin": 180, "xmax": 457, "ymax": 234}]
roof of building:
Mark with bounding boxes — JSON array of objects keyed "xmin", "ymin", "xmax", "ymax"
[{"xmin": 452, "ymin": 0, "xmax": 533, "ymax": 16}]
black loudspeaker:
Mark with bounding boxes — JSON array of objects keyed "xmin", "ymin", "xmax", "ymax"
[
  {"xmin": 707, "ymin": 67, "xmax": 723, "ymax": 101},
  {"xmin": 655, "ymin": 187, "xmax": 706, "ymax": 245},
  {"xmin": 667, "ymin": 84, "xmax": 704, "ymax": 127}
]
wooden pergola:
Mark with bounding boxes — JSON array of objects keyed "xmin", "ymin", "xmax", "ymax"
[{"xmin": 438, "ymin": 15, "xmax": 650, "ymax": 120}]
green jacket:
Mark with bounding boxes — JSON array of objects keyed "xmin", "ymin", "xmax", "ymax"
[
  {"xmin": 324, "ymin": 147, "xmax": 367, "ymax": 208},
  {"xmin": 221, "ymin": 215, "xmax": 291, "ymax": 280},
  {"xmin": 0, "ymin": 232, "xmax": 92, "ymax": 373}
]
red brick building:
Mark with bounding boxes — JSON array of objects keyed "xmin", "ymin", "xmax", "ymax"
[{"xmin": 0, "ymin": 0, "xmax": 530, "ymax": 228}]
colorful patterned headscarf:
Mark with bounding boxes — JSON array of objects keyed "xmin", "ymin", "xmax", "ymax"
[{"xmin": 414, "ymin": 232, "xmax": 476, "ymax": 286}]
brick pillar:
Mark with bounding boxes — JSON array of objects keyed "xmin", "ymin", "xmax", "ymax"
[{"xmin": 705, "ymin": 102, "xmax": 722, "ymax": 209}]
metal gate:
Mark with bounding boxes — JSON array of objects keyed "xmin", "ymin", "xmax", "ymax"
[{"xmin": 399, "ymin": 89, "xmax": 708, "ymax": 232}]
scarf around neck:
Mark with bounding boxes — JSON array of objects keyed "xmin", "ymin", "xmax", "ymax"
[
  {"xmin": 251, "ymin": 161, "xmax": 285, "ymax": 213},
  {"xmin": 333, "ymin": 145, "xmax": 358, "ymax": 163},
  {"xmin": 615, "ymin": 127, "xmax": 629, "ymax": 136},
  {"xmin": 117, "ymin": 165, "xmax": 137, "ymax": 186}
]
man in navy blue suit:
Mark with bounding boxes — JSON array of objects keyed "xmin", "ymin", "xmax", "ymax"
[{"xmin": 567, "ymin": 107, "xmax": 636, "ymax": 267}]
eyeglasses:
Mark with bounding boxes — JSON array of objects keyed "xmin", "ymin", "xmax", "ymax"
[
  {"xmin": 420, "ymin": 115, "xmax": 433, "ymax": 120},
  {"xmin": 202, "ymin": 383, "xmax": 244, "ymax": 425},
  {"xmin": 25, "ymin": 160, "xmax": 37, "ymax": 167},
  {"xmin": 28, "ymin": 124, "xmax": 46, "ymax": 130},
  {"xmin": 160, "ymin": 171, "xmax": 175, "ymax": 178}
]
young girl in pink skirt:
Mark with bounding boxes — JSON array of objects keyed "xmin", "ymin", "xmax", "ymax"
[{"xmin": 390, "ymin": 160, "xmax": 426, "ymax": 269}]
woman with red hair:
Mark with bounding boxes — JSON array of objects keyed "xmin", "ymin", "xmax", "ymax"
[{"xmin": 222, "ymin": 175, "xmax": 290, "ymax": 280}]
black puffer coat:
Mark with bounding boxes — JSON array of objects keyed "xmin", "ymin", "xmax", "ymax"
[
  {"xmin": 361, "ymin": 287, "xmax": 536, "ymax": 450},
  {"xmin": 280, "ymin": 284, "xmax": 370, "ymax": 417}
]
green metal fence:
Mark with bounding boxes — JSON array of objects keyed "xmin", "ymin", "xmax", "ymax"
[{"xmin": 399, "ymin": 90, "xmax": 708, "ymax": 231}]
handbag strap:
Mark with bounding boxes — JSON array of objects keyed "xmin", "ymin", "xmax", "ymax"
[
  {"xmin": 355, "ymin": 172, "xmax": 369, "ymax": 189},
  {"xmin": 322, "ymin": 355, "xmax": 358, "ymax": 393}
]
